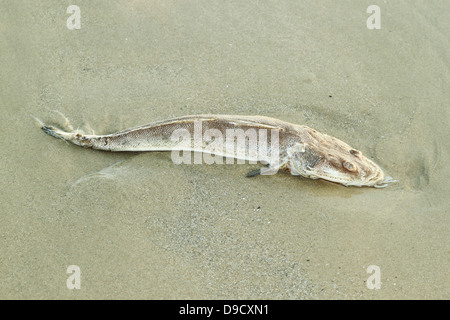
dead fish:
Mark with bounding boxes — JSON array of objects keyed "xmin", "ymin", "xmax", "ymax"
[{"xmin": 36, "ymin": 114, "xmax": 396, "ymax": 188}]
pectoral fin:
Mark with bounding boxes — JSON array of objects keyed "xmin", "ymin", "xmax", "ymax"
[
  {"xmin": 246, "ymin": 169, "xmax": 262, "ymax": 177},
  {"xmin": 246, "ymin": 159, "xmax": 287, "ymax": 178}
]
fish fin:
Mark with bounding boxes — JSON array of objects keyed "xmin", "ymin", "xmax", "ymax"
[
  {"xmin": 247, "ymin": 161, "xmax": 285, "ymax": 177},
  {"xmin": 246, "ymin": 169, "xmax": 261, "ymax": 177}
]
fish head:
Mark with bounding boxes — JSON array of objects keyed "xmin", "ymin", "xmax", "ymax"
[{"xmin": 288, "ymin": 134, "xmax": 395, "ymax": 188}]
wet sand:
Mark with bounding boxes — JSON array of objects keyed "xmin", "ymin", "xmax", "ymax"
[{"xmin": 0, "ymin": 0, "xmax": 448, "ymax": 299}]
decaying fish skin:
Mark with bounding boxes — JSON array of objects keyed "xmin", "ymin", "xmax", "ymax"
[{"xmin": 37, "ymin": 114, "xmax": 396, "ymax": 188}]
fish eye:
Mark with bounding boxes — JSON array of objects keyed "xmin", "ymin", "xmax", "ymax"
[
  {"xmin": 343, "ymin": 161, "xmax": 356, "ymax": 172},
  {"xmin": 349, "ymin": 149, "xmax": 361, "ymax": 156}
]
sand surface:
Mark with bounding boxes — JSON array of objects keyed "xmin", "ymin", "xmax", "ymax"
[{"xmin": 0, "ymin": 0, "xmax": 448, "ymax": 299}]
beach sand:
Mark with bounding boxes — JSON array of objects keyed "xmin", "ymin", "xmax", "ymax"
[{"xmin": 0, "ymin": 0, "xmax": 448, "ymax": 299}]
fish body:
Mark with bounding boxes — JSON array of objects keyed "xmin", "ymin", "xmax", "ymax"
[{"xmin": 39, "ymin": 114, "xmax": 396, "ymax": 188}]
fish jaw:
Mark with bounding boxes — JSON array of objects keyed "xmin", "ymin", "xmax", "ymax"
[{"xmin": 305, "ymin": 160, "xmax": 397, "ymax": 188}]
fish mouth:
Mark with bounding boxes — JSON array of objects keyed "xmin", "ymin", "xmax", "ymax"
[
  {"xmin": 366, "ymin": 168, "xmax": 385, "ymax": 185},
  {"xmin": 363, "ymin": 166, "xmax": 398, "ymax": 188},
  {"xmin": 307, "ymin": 162, "xmax": 392, "ymax": 187},
  {"xmin": 373, "ymin": 175, "xmax": 398, "ymax": 188}
]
